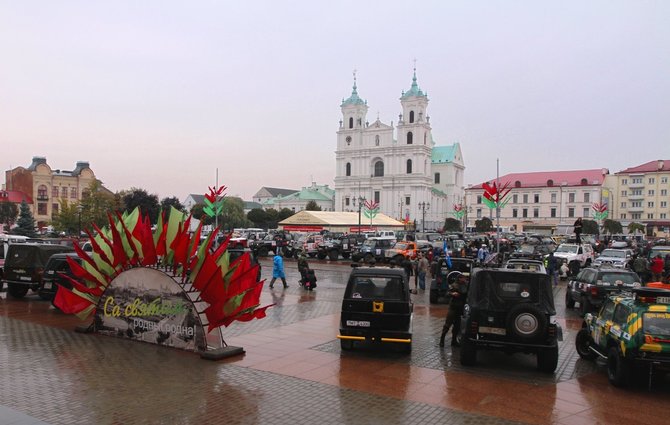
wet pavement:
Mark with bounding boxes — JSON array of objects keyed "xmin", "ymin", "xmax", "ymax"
[{"xmin": 0, "ymin": 258, "xmax": 668, "ymax": 425}]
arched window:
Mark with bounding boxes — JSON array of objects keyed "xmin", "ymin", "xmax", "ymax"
[
  {"xmin": 580, "ymin": 178, "xmax": 588, "ymax": 185},
  {"xmin": 409, "ymin": 111, "xmax": 415, "ymax": 123},
  {"xmin": 434, "ymin": 173, "xmax": 441, "ymax": 184},
  {"xmin": 514, "ymin": 180, "xmax": 522, "ymax": 188},
  {"xmin": 37, "ymin": 185, "xmax": 47, "ymax": 199},
  {"xmin": 547, "ymin": 179, "xmax": 554, "ymax": 187},
  {"xmin": 375, "ymin": 135, "xmax": 380, "ymax": 146},
  {"xmin": 345, "ymin": 163, "xmax": 351, "ymax": 177},
  {"xmin": 348, "ymin": 117, "xmax": 353, "ymax": 129},
  {"xmin": 374, "ymin": 161, "xmax": 384, "ymax": 177},
  {"xmin": 406, "ymin": 159, "xmax": 412, "ymax": 174},
  {"xmin": 407, "ymin": 131, "xmax": 413, "ymax": 144}
]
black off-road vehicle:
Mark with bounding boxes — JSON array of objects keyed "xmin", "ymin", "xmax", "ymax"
[
  {"xmin": 337, "ymin": 266, "xmax": 413, "ymax": 353},
  {"xmin": 565, "ymin": 267, "xmax": 641, "ymax": 315},
  {"xmin": 39, "ymin": 252, "xmax": 82, "ymax": 301},
  {"xmin": 2, "ymin": 243, "xmax": 75, "ymax": 298},
  {"xmin": 459, "ymin": 268, "xmax": 563, "ymax": 373},
  {"xmin": 430, "ymin": 258, "xmax": 474, "ymax": 304}
]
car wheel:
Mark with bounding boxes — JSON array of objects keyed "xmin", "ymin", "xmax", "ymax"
[
  {"xmin": 580, "ymin": 296, "xmax": 592, "ymax": 316},
  {"xmin": 429, "ymin": 290, "xmax": 438, "ymax": 304},
  {"xmin": 364, "ymin": 253, "xmax": 373, "ymax": 262},
  {"xmin": 401, "ymin": 342, "xmax": 412, "ymax": 354},
  {"xmin": 575, "ymin": 329, "xmax": 597, "ymax": 360},
  {"xmin": 565, "ymin": 289, "xmax": 575, "ymax": 309},
  {"xmin": 506, "ymin": 304, "xmax": 547, "ymax": 340},
  {"xmin": 7, "ymin": 283, "xmax": 29, "ymax": 299},
  {"xmin": 340, "ymin": 339, "xmax": 354, "ymax": 351},
  {"xmin": 459, "ymin": 338, "xmax": 477, "ymax": 366},
  {"xmin": 308, "ymin": 253, "xmax": 316, "ymax": 258},
  {"xmin": 38, "ymin": 291, "xmax": 53, "ymax": 301},
  {"xmin": 537, "ymin": 346, "xmax": 559, "ymax": 373},
  {"xmin": 328, "ymin": 250, "xmax": 339, "ymax": 261},
  {"xmin": 393, "ymin": 255, "xmax": 404, "ymax": 264},
  {"xmin": 607, "ymin": 347, "xmax": 631, "ymax": 387},
  {"xmin": 342, "ymin": 252, "xmax": 350, "ymax": 260},
  {"xmin": 317, "ymin": 252, "xmax": 327, "ymax": 260}
]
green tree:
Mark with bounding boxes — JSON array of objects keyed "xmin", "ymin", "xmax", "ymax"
[
  {"xmin": 0, "ymin": 201, "xmax": 19, "ymax": 233},
  {"xmin": 12, "ymin": 201, "xmax": 37, "ymax": 237},
  {"xmin": 305, "ymin": 200, "xmax": 321, "ymax": 211},
  {"xmin": 582, "ymin": 219, "xmax": 599, "ymax": 235},
  {"xmin": 278, "ymin": 208, "xmax": 294, "ymax": 221},
  {"xmin": 603, "ymin": 219, "xmax": 623, "ymax": 234},
  {"xmin": 264, "ymin": 208, "xmax": 279, "ymax": 229},
  {"xmin": 160, "ymin": 196, "xmax": 185, "ymax": 214},
  {"xmin": 80, "ymin": 180, "xmax": 118, "ymax": 231},
  {"xmin": 247, "ymin": 208, "xmax": 269, "ymax": 228},
  {"xmin": 474, "ymin": 217, "xmax": 493, "ymax": 232},
  {"xmin": 51, "ymin": 200, "xmax": 80, "ymax": 236},
  {"xmin": 443, "ymin": 217, "xmax": 462, "ymax": 232},
  {"xmin": 218, "ymin": 197, "xmax": 248, "ymax": 230},
  {"xmin": 627, "ymin": 222, "xmax": 645, "ymax": 234},
  {"xmin": 121, "ymin": 188, "xmax": 160, "ymax": 223}
]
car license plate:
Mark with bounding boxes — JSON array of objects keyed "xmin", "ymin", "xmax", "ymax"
[
  {"xmin": 657, "ymin": 297, "xmax": 670, "ymax": 304},
  {"xmin": 343, "ymin": 244, "xmax": 348, "ymax": 249},
  {"xmin": 43, "ymin": 282, "xmax": 52, "ymax": 289},
  {"xmin": 19, "ymin": 276, "xmax": 32, "ymax": 281},
  {"xmin": 346, "ymin": 320, "xmax": 370, "ymax": 327},
  {"xmin": 479, "ymin": 326, "xmax": 506, "ymax": 335}
]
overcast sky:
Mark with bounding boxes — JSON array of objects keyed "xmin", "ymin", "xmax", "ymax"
[{"xmin": 1, "ymin": 1, "xmax": 668, "ymax": 201}]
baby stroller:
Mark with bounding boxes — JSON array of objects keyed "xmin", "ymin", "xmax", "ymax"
[{"xmin": 300, "ymin": 268, "xmax": 317, "ymax": 290}]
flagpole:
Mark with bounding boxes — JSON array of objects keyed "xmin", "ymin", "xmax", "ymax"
[
  {"xmin": 215, "ymin": 168, "xmax": 219, "ymax": 247},
  {"xmin": 496, "ymin": 159, "xmax": 500, "ymax": 257}
]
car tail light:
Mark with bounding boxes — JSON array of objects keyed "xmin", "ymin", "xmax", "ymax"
[
  {"xmin": 590, "ymin": 286, "xmax": 599, "ymax": 296},
  {"xmin": 470, "ymin": 321, "xmax": 478, "ymax": 334}
]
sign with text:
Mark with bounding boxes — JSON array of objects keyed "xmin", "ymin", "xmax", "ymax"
[
  {"xmin": 94, "ymin": 267, "xmax": 205, "ymax": 352},
  {"xmin": 282, "ymin": 225, "xmax": 324, "ymax": 232}
]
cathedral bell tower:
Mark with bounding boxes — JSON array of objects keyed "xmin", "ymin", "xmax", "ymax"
[{"xmin": 397, "ymin": 68, "xmax": 431, "ymax": 147}]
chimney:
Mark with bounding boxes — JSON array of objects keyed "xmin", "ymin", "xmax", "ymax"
[{"xmin": 659, "ymin": 160, "xmax": 664, "ymax": 171}]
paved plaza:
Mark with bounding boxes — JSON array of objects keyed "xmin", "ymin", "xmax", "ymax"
[{"xmin": 1, "ymin": 259, "xmax": 668, "ymax": 425}]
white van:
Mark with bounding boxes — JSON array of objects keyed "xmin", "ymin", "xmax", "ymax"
[{"xmin": 375, "ymin": 230, "xmax": 397, "ymax": 240}]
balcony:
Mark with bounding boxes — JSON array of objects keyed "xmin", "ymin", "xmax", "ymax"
[
  {"xmin": 36, "ymin": 195, "xmax": 49, "ymax": 201},
  {"xmin": 627, "ymin": 206, "xmax": 644, "ymax": 213},
  {"xmin": 628, "ymin": 182, "xmax": 644, "ymax": 189}
]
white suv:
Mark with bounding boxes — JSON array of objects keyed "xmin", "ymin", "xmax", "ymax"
[
  {"xmin": 551, "ymin": 243, "xmax": 594, "ymax": 273},
  {"xmin": 593, "ymin": 249, "xmax": 632, "ymax": 269}
]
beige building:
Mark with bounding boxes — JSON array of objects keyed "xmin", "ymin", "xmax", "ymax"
[
  {"xmin": 464, "ymin": 169, "xmax": 609, "ymax": 234},
  {"xmin": 4, "ymin": 157, "xmax": 98, "ymax": 227},
  {"xmin": 605, "ymin": 159, "xmax": 670, "ymax": 238}
]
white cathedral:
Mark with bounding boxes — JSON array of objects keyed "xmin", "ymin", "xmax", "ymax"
[{"xmin": 334, "ymin": 70, "xmax": 465, "ymax": 231}]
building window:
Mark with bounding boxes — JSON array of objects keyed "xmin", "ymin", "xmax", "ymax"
[
  {"xmin": 662, "ymin": 189, "xmax": 668, "ymax": 196},
  {"xmin": 551, "ymin": 193, "xmax": 557, "ymax": 203},
  {"xmin": 619, "ymin": 213, "xmax": 626, "ymax": 219},
  {"xmin": 534, "ymin": 194, "xmax": 539, "ymax": 203},
  {"xmin": 512, "ymin": 194, "xmax": 518, "ymax": 204},
  {"xmin": 37, "ymin": 203, "xmax": 47, "ymax": 215},
  {"xmin": 405, "ymin": 196, "xmax": 410, "ymax": 206},
  {"xmin": 631, "ymin": 189, "xmax": 642, "ymax": 196},
  {"xmin": 374, "ymin": 191, "xmax": 380, "ymax": 203},
  {"xmin": 621, "ymin": 202, "xmax": 627, "ymax": 208},
  {"xmin": 533, "ymin": 208, "xmax": 539, "ymax": 218},
  {"xmin": 550, "ymin": 208, "xmax": 556, "ymax": 218},
  {"xmin": 649, "ymin": 177, "xmax": 655, "ymax": 184},
  {"xmin": 647, "ymin": 213, "xmax": 654, "ymax": 219},
  {"xmin": 632, "ymin": 177, "xmax": 643, "ymax": 184},
  {"xmin": 348, "ymin": 117, "xmax": 353, "ymax": 129},
  {"xmin": 70, "ymin": 188, "xmax": 77, "ymax": 199},
  {"xmin": 583, "ymin": 208, "xmax": 589, "ymax": 217},
  {"xmin": 631, "ymin": 213, "xmax": 641, "ymax": 220},
  {"xmin": 62, "ymin": 187, "xmax": 67, "ymax": 198},
  {"xmin": 407, "ymin": 131, "xmax": 413, "ymax": 144},
  {"xmin": 434, "ymin": 173, "xmax": 440, "ymax": 184},
  {"xmin": 409, "ymin": 111, "xmax": 414, "ymax": 123},
  {"xmin": 374, "ymin": 161, "xmax": 384, "ymax": 177},
  {"xmin": 512, "ymin": 209, "xmax": 518, "ymax": 218},
  {"xmin": 52, "ymin": 203, "xmax": 59, "ymax": 214},
  {"xmin": 52, "ymin": 186, "xmax": 59, "ymax": 197},
  {"xmin": 568, "ymin": 193, "xmax": 575, "ymax": 203},
  {"xmin": 621, "ymin": 190, "xmax": 627, "ymax": 197},
  {"xmin": 476, "ymin": 195, "xmax": 482, "ymax": 204},
  {"xmin": 621, "ymin": 178, "xmax": 628, "ymax": 185},
  {"xmin": 568, "ymin": 207, "xmax": 575, "ymax": 218},
  {"xmin": 648, "ymin": 189, "xmax": 655, "ymax": 196},
  {"xmin": 661, "ymin": 201, "xmax": 667, "ymax": 208},
  {"xmin": 476, "ymin": 209, "xmax": 482, "ymax": 218},
  {"xmin": 406, "ymin": 159, "xmax": 412, "ymax": 174},
  {"xmin": 661, "ymin": 213, "xmax": 667, "ymax": 219},
  {"xmin": 345, "ymin": 197, "xmax": 350, "ymax": 206},
  {"xmin": 584, "ymin": 192, "xmax": 590, "ymax": 202},
  {"xmin": 375, "ymin": 135, "xmax": 380, "ymax": 146},
  {"xmin": 522, "ymin": 208, "xmax": 528, "ymax": 218},
  {"xmin": 661, "ymin": 177, "xmax": 668, "ymax": 184},
  {"xmin": 648, "ymin": 201, "xmax": 654, "ymax": 208},
  {"xmin": 37, "ymin": 185, "xmax": 48, "ymax": 200},
  {"xmin": 345, "ymin": 163, "xmax": 351, "ymax": 177},
  {"xmin": 523, "ymin": 194, "xmax": 528, "ymax": 203}
]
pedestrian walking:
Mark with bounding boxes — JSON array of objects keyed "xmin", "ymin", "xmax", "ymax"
[
  {"xmin": 573, "ymin": 217, "xmax": 583, "ymax": 244},
  {"xmin": 439, "ymin": 272, "xmax": 468, "ymax": 347},
  {"xmin": 417, "ymin": 253, "xmax": 430, "ymax": 290},
  {"xmin": 269, "ymin": 252, "xmax": 288, "ymax": 289}
]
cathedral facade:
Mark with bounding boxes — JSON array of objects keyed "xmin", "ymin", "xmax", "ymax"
[{"xmin": 334, "ymin": 71, "xmax": 465, "ymax": 231}]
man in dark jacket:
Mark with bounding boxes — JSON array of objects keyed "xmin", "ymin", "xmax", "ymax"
[{"xmin": 439, "ymin": 272, "xmax": 468, "ymax": 347}]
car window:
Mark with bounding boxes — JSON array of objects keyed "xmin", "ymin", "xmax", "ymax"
[
  {"xmin": 612, "ymin": 305, "xmax": 629, "ymax": 325},
  {"xmin": 643, "ymin": 312, "xmax": 670, "ymax": 337},
  {"xmin": 494, "ymin": 281, "xmax": 537, "ymax": 302},
  {"xmin": 350, "ymin": 275, "xmax": 404, "ymax": 300},
  {"xmin": 600, "ymin": 300, "xmax": 616, "ymax": 321},
  {"xmin": 599, "ymin": 272, "xmax": 637, "ymax": 285}
]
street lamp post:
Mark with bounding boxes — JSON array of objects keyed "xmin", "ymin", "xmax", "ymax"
[
  {"xmin": 77, "ymin": 204, "xmax": 83, "ymax": 239},
  {"xmin": 356, "ymin": 196, "xmax": 366, "ymax": 235},
  {"xmin": 418, "ymin": 202, "xmax": 430, "ymax": 232}
]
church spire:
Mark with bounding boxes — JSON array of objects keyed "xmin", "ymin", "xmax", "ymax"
[
  {"xmin": 401, "ymin": 62, "xmax": 427, "ymax": 99},
  {"xmin": 341, "ymin": 69, "xmax": 367, "ymax": 106}
]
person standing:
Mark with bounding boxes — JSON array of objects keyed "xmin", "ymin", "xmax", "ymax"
[
  {"xmin": 269, "ymin": 252, "xmax": 288, "ymax": 289},
  {"xmin": 546, "ymin": 252, "xmax": 558, "ymax": 287},
  {"xmin": 573, "ymin": 217, "xmax": 583, "ymax": 244},
  {"xmin": 417, "ymin": 253, "xmax": 430, "ymax": 290},
  {"xmin": 632, "ymin": 254, "xmax": 650, "ymax": 284},
  {"xmin": 650, "ymin": 255, "xmax": 664, "ymax": 282},
  {"xmin": 439, "ymin": 273, "xmax": 468, "ymax": 347}
]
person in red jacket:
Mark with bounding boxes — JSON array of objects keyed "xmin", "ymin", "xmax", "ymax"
[{"xmin": 650, "ymin": 255, "xmax": 665, "ymax": 282}]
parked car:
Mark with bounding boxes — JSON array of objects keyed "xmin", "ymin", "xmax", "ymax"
[
  {"xmin": 2, "ymin": 243, "xmax": 75, "ymax": 298},
  {"xmin": 593, "ymin": 249, "xmax": 633, "ymax": 269},
  {"xmin": 647, "ymin": 245, "xmax": 670, "ymax": 262},
  {"xmin": 227, "ymin": 248, "xmax": 262, "ymax": 282},
  {"xmin": 504, "ymin": 259, "xmax": 546, "ymax": 274},
  {"xmin": 565, "ymin": 267, "xmax": 641, "ymax": 315},
  {"xmin": 317, "ymin": 234, "xmax": 366, "ymax": 261},
  {"xmin": 352, "ymin": 238, "xmax": 395, "ymax": 263},
  {"xmin": 0, "ymin": 234, "xmax": 30, "ymax": 283},
  {"xmin": 459, "ymin": 268, "xmax": 562, "ymax": 373},
  {"xmin": 337, "ymin": 266, "xmax": 413, "ymax": 353},
  {"xmin": 384, "ymin": 241, "xmax": 420, "ymax": 264},
  {"xmin": 575, "ymin": 287, "xmax": 670, "ymax": 387},
  {"xmin": 510, "ymin": 243, "xmax": 555, "ymax": 261},
  {"xmin": 39, "ymin": 252, "xmax": 82, "ymax": 301},
  {"xmin": 551, "ymin": 243, "xmax": 594, "ymax": 276}
]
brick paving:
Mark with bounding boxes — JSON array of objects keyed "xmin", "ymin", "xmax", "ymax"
[{"xmin": 1, "ymin": 260, "xmax": 669, "ymax": 425}]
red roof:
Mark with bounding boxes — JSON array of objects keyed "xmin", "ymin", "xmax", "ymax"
[
  {"xmin": 617, "ymin": 160, "xmax": 670, "ymax": 174},
  {"xmin": 0, "ymin": 190, "xmax": 33, "ymax": 204},
  {"xmin": 472, "ymin": 169, "xmax": 608, "ymax": 189}
]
